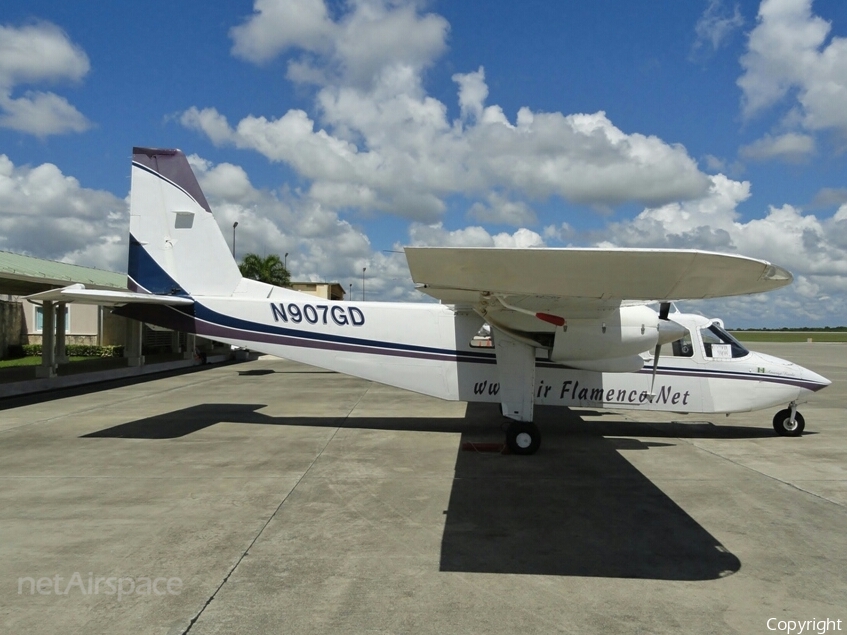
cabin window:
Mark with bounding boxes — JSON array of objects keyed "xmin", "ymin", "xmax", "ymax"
[
  {"xmin": 655, "ymin": 329, "xmax": 694, "ymax": 358},
  {"xmin": 700, "ymin": 323, "xmax": 748, "ymax": 359},
  {"xmin": 671, "ymin": 331, "xmax": 694, "ymax": 357}
]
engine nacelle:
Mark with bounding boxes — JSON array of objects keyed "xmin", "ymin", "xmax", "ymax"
[{"xmin": 550, "ymin": 305, "xmax": 659, "ymax": 363}]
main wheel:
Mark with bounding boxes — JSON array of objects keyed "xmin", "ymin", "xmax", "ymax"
[
  {"xmin": 505, "ymin": 421, "xmax": 541, "ymax": 455},
  {"xmin": 773, "ymin": 409, "xmax": 805, "ymax": 437}
]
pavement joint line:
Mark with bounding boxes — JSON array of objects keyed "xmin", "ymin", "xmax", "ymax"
[
  {"xmin": 604, "ymin": 415, "xmax": 847, "ymax": 510},
  {"xmin": 180, "ymin": 385, "xmax": 371, "ymax": 635},
  {"xmin": 683, "ymin": 438, "xmax": 847, "ymax": 510}
]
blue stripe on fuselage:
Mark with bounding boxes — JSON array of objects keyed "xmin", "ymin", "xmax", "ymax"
[
  {"xmin": 191, "ymin": 303, "xmax": 825, "ymax": 390},
  {"xmin": 192, "ymin": 301, "xmax": 494, "ymax": 363}
]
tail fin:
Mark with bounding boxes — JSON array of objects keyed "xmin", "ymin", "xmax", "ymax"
[{"xmin": 128, "ymin": 147, "xmax": 242, "ymax": 297}]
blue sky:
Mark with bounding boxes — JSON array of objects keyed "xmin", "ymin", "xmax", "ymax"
[{"xmin": 1, "ymin": 0, "xmax": 846, "ymax": 327}]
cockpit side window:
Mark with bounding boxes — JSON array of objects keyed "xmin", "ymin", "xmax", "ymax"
[{"xmin": 700, "ymin": 323, "xmax": 748, "ymax": 359}]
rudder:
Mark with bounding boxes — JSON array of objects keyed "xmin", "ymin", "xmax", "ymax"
[{"xmin": 128, "ymin": 147, "xmax": 241, "ymax": 297}]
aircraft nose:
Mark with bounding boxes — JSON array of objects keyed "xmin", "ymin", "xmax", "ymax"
[
  {"xmin": 753, "ymin": 351, "xmax": 830, "ymax": 394},
  {"xmin": 799, "ymin": 365, "xmax": 831, "ymax": 391}
]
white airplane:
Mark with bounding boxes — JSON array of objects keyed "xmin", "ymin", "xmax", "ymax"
[{"xmin": 27, "ymin": 147, "xmax": 830, "ymax": 454}]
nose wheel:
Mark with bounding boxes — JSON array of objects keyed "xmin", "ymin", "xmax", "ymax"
[
  {"xmin": 505, "ymin": 421, "xmax": 541, "ymax": 455},
  {"xmin": 773, "ymin": 402, "xmax": 805, "ymax": 437}
]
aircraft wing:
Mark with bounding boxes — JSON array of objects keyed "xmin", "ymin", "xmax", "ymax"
[
  {"xmin": 24, "ymin": 284, "xmax": 194, "ymax": 307},
  {"xmin": 405, "ymin": 247, "xmax": 793, "ymax": 310}
]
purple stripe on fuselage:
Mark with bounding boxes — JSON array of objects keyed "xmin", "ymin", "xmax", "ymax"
[
  {"xmin": 139, "ymin": 303, "xmax": 826, "ymax": 392},
  {"xmin": 193, "ymin": 315, "xmax": 495, "ymax": 364},
  {"xmin": 633, "ymin": 366, "xmax": 827, "ymax": 392},
  {"xmin": 535, "ymin": 360, "xmax": 826, "ymax": 392}
]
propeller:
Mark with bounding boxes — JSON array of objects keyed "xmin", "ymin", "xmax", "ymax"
[{"xmin": 648, "ymin": 302, "xmax": 672, "ymax": 403}]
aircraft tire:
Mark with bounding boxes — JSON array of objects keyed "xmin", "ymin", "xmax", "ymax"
[
  {"xmin": 506, "ymin": 421, "xmax": 541, "ymax": 455},
  {"xmin": 773, "ymin": 409, "xmax": 805, "ymax": 437}
]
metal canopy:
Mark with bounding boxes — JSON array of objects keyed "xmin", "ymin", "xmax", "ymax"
[{"xmin": 0, "ymin": 251, "xmax": 126, "ymax": 296}]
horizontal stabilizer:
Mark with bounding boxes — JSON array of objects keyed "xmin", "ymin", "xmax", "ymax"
[
  {"xmin": 405, "ymin": 247, "xmax": 792, "ymax": 303},
  {"xmin": 25, "ymin": 284, "xmax": 194, "ymax": 307}
]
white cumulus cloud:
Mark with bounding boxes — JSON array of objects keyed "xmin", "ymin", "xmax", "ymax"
[
  {"xmin": 185, "ymin": 3, "xmax": 711, "ymax": 222},
  {"xmin": 739, "ymin": 131, "xmax": 815, "ymax": 162},
  {"xmin": 467, "ymin": 192, "xmax": 537, "ymax": 227},
  {"xmin": 0, "ymin": 21, "xmax": 91, "ymax": 137},
  {"xmin": 230, "ymin": 0, "xmax": 449, "ymax": 89},
  {"xmin": 0, "ymin": 154, "xmax": 126, "ymax": 268},
  {"xmin": 737, "ymin": 0, "xmax": 847, "ymax": 157},
  {"xmin": 408, "ymin": 222, "xmax": 545, "ymax": 249},
  {"xmin": 592, "ymin": 173, "xmax": 847, "ymax": 325},
  {"xmin": 229, "ymin": 0, "xmax": 336, "ymax": 63}
]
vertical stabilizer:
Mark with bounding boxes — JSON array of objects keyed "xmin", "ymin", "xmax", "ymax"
[{"xmin": 128, "ymin": 147, "xmax": 242, "ymax": 297}]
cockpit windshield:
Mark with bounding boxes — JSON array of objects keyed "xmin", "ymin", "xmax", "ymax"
[{"xmin": 700, "ymin": 323, "xmax": 748, "ymax": 359}]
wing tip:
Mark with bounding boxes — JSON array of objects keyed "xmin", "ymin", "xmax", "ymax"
[{"xmin": 762, "ymin": 263, "xmax": 793, "ymax": 288}]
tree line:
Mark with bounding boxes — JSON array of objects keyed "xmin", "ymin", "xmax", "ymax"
[{"xmin": 238, "ymin": 253, "xmax": 291, "ymax": 287}]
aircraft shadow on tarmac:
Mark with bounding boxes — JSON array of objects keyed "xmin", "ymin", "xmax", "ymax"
[
  {"xmin": 440, "ymin": 407, "xmax": 742, "ymax": 581},
  {"xmin": 83, "ymin": 402, "xmax": 746, "ymax": 581}
]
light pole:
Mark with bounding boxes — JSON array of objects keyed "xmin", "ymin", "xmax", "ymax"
[
  {"xmin": 232, "ymin": 221, "xmax": 238, "ymax": 258},
  {"xmin": 348, "ymin": 283, "xmax": 352, "ymax": 301},
  {"xmin": 284, "ymin": 252, "xmax": 289, "ymax": 271},
  {"xmin": 362, "ymin": 267, "xmax": 366, "ymax": 301}
]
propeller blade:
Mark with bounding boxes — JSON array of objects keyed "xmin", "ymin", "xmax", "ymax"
[
  {"xmin": 649, "ymin": 302, "xmax": 671, "ymax": 402},
  {"xmin": 648, "ymin": 343, "xmax": 661, "ymax": 402}
]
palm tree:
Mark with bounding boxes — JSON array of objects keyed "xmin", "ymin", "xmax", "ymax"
[{"xmin": 239, "ymin": 253, "xmax": 291, "ymax": 287}]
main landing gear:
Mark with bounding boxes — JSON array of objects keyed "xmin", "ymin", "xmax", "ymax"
[
  {"xmin": 773, "ymin": 401, "xmax": 805, "ymax": 437},
  {"xmin": 505, "ymin": 421, "xmax": 541, "ymax": 455}
]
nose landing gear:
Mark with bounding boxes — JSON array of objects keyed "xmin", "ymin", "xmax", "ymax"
[{"xmin": 773, "ymin": 401, "xmax": 805, "ymax": 437}]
